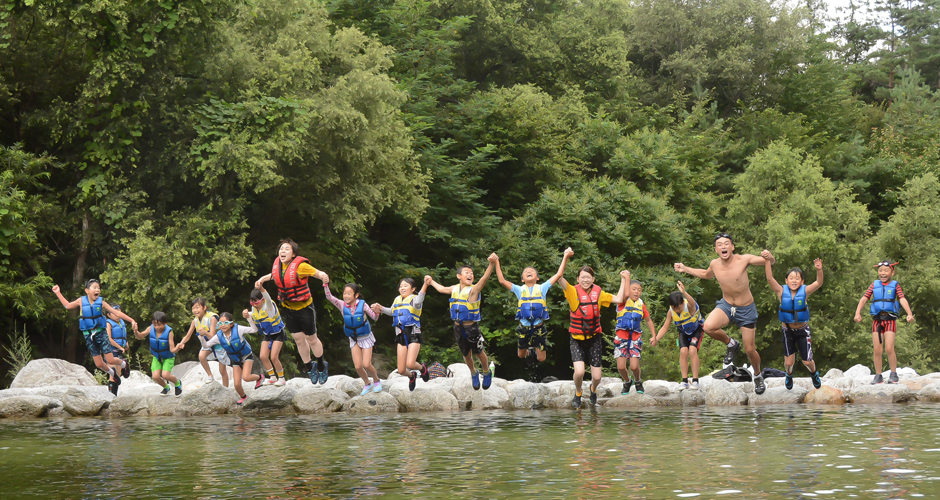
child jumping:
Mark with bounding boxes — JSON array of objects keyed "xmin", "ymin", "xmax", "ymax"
[
  {"xmin": 179, "ymin": 298, "xmax": 229, "ymax": 387},
  {"xmin": 427, "ymin": 255, "xmax": 497, "ymax": 390},
  {"xmin": 493, "ymin": 248, "xmax": 573, "ymax": 368},
  {"xmin": 106, "ymin": 303, "xmax": 130, "ymax": 369},
  {"xmin": 854, "ymin": 260, "xmax": 914, "ymax": 384},
  {"xmin": 203, "ymin": 312, "xmax": 264, "ymax": 404},
  {"xmin": 762, "ymin": 251, "xmax": 824, "ymax": 390},
  {"xmin": 323, "ymin": 276, "xmax": 382, "ymax": 395},
  {"xmin": 134, "ymin": 311, "xmax": 183, "ymax": 396},
  {"xmin": 653, "ymin": 281, "xmax": 705, "ymax": 390},
  {"xmin": 613, "ymin": 272, "xmax": 657, "ymax": 395},
  {"xmin": 372, "ymin": 276, "xmax": 431, "ymax": 392},
  {"xmin": 246, "ymin": 287, "xmax": 287, "ymax": 386},
  {"xmin": 53, "ymin": 280, "xmax": 136, "ymax": 396}
]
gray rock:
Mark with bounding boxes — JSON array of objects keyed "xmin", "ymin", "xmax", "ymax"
[
  {"xmin": 47, "ymin": 406, "xmax": 69, "ymax": 418},
  {"xmin": 178, "ymin": 361, "xmax": 235, "ymax": 391},
  {"xmin": 427, "ymin": 377, "xmax": 455, "ymax": 393},
  {"xmin": 822, "ymin": 368, "xmax": 844, "ymax": 380},
  {"xmin": 119, "ymin": 371, "xmax": 165, "ymax": 396},
  {"xmin": 604, "ymin": 393, "xmax": 658, "ymax": 408},
  {"xmin": 653, "ymin": 394, "xmax": 683, "ymax": 407},
  {"xmin": 917, "ymin": 382, "xmax": 940, "ymax": 402},
  {"xmin": 679, "ymin": 389, "xmax": 706, "ymax": 406},
  {"xmin": 553, "ymin": 381, "xmax": 578, "ymax": 397},
  {"xmin": 597, "ymin": 383, "xmax": 620, "ymax": 398},
  {"xmin": 448, "ymin": 363, "xmax": 472, "ymax": 378},
  {"xmin": 398, "ymin": 389, "xmax": 459, "ymax": 412},
  {"xmin": 844, "ymin": 364, "xmax": 872, "ymax": 379},
  {"xmin": 292, "ymin": 388, "xmax": 349, "ymax": 413},
  {"xmin": 765, "ymin": 376, "xmax": 813, "ymax": 391},
  {"xmin": 0, "ymin": 395, "xmax": 59, "ymax": 418},
  {"xmin": 507, "ymin": 381, "xmax": 552, "ymax": 410},
  {"xmin": 472, "ymin": 386, "xmax": 510, "ymax": 410},
  {"xmin": 333, "ymin": 376, "xmax": 366, "ymax": 398},
  {"xmin": 823, "ymin": 377, "xmax": 860, "ymax": 392},
  {"xmin": 170, "ymin": 361, "xmax": 199, "ymax": 380},
  {"xmin": 11, "ymin": 359, "xmax": 97, "ymax": 388},
  {"xmin": 343, "ymin": 392, "xmax": 402, "ymax": 414},
  {"xmin": 451, "ymin": 374, "xmax": 479, "ymax": 401},
  {"xmin": 241, "ymin": 386, "xmax": 297, "ymax": 413},
  {"xmin": 848, "ymin": 384, "xmax": 912, "ymax": 404},
  {"xmin": 491, "ymin": 377, "xmax": 509, "ymax": 392},
  {"xmin": 174, "ymin": 381, "xmax": 238, "ymax": 416},
  {"xmin": 62, "ymin": 387, "xmax": 109, "ymax": 416},
  {"xmin": 108, "ymin": 394, "xmax": 181, "ymax": 417},
  {"xmin": 749, "ymin": 386, "xmax": 808, "ymax": 405},
  {"xmin": 704, "ymin": 380, "xmax": 748, "ymax": 406},
  {"xmin": 640, "ymin": 380, "xmax": 673, "ymax": 397},
  {"xmin": 548, "ymin": 395, "xmax": 575, "ymax": 409}
]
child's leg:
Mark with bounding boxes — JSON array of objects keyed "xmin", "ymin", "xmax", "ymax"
[
  {"xmin": 232, "ymin": 366, "xmax": 245, "ymax": 398},
  {"xmin": 351, "ymin": 345, "xmax": 369, "ymax": 384},
  {"xmin": 103, "ymin": 352, "xmax": 125, "ymax": 374},
  {"xmin": 616, "ymin": 357, "xmax": 630, "ymax": 381},
  {"xmin": 871, "ymin": 329, "xmax": 884, "ymax": 374},
  {"xmin": 463, "ymin": 352, "xmax": 476, "ymax": 372},
  {"xmin": 572, "ymin": 361, "xmax": 586, "ymax": 394},
  {"xmin": 784, "ymin": 354, "xmax": 796, "ymax": 374},
  {"xmin": 270, "ymin": 341, "xmax": 284, "ymax": 375},
  {"xmin": 535, "ymin": 347, "xmax": 546, "ymax": 362},
  {"xmin": 291, "ymin": 332, "xmax": 312, "ymax": 364},
  {"xmin": 589, "ymin": 365, "xmax": 602, "ymax": 392},
  {"xmin": 199, "ymin": 349, "xmax": 213, "ymax": 376},
  {"xmin": 161, "ymin": 370, "xmax": 178, "ymax": 385},
  {"xmin": 517, "ymin": 347, "xmax": 527, "ymax": 358},
  {"xmin": 406, "ymin": 343, "xmax": 423, "ymax": 371},
  {"xmin": 679, "ymin": 347, "xmax": 689, "ymax": 380},
  {"xmin": 475, "ymin": 350, "xmax": 490, "ymax": 372},
  {"xmin": 306, "ymin": 334, "xmax": 324, "ymax": 359},
  {"xmin": 242, "ymin": 360, "xmax": 262, "ymax": 382},
  {"xmin": 361, "ymin": 347, "xmax": 378, "ymax": 381},
  {"xmin": 884, "ymin": 330, "xmax": 898, "ymax": 373},
  {"xmin": 259, "ymin": 341, "xmax": 274, "ymax": 373},
  {"xmin": 629, "ymin": 357, "xmax": 641, "ymax": 381},
  {"xmin": 689, "ymin": 346, "xmax": 700, "ymax": 379},
  {"xmin": 92, "ymin": 354, "xmax": 111, "ymax": 376},
  {"xmin": 397, "ymin": 344, "xmax": 409, "ymax": 375},
  {"xmin": 801, "ymin": 359, "xmax": 817, "ymax": 373}
]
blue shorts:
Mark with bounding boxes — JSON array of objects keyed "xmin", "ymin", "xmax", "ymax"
[
  {"xmin": 83, "ymin": 328, "xmax": 113, "ymax": 357},
  {"xmin": 714, "ymin": 299, "xmax": 758, "ymax": 329}
]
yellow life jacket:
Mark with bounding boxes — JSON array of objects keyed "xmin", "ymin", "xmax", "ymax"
[
  {"xmin": 616, "ymin": 299, "xmax": 644, "ymax": 332},
  {"xmin": 672, "ymin": 300, "xmax": 703, "ymax": 336},
  {"xmin": 195, "ymin": 311, "xmax": 217, "ymax": 335},
  {"xmin": 251, "ymin": 304, "xmax": 285, "ymax": 335},
  {"xmin": 450, "ymin": 285, "xmax": 481, "ymax": 322},
  {"xmin": 516, "ymin": 285, "xmax": 549, "ymax": 323},
  {"xmin": 392, "ymin": 294, "xmax": 422, "ymax": 328}
]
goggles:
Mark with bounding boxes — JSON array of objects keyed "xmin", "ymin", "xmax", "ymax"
[
  {"xmin": 873, "ymin": 261, "xmax": 899, "ymax": 269},
  {"xmin": 218, "ymin": 320, "xmax": 234, "ymax": 327},
  {"xmin": 714, "ymin": 233, "xmax": 734, "ymax": 244}
]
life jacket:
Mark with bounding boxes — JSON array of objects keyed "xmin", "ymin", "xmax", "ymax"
[
  {"xmin": 870, "ymin": 280, "xmax": 899, "ymax": 316},
  {"xmin": 271, "ymin": 256, "xmax": 312, "ymax": 303},
  {"xmin": 616, "ymin": 298, "xmax": 644, "ymax": 332},
  {"xmin": 194, "ymin": 311, "xmax": 218, "ymax": 334},
  {"xmin": 217, "ymin": 327, "xmax": 252, "ymax": 360},
  {"xmin": 107, "ymin": 318, "xmax": 127, "ymax": 348},
  {"xmin": 79, "ymin": 296, "xmax": 106, "ymax": 331},
  {"xmin": 450, "ymin": 285, "xmax": 481, "ymax": 323},
  {"xmin": 149, "ymin": 325, "xmax": 174, "ymax": 360},
  {"xmin": 569, "ymin": 284, "xmax": 602, "ymax": 340},
  {"xmin": 251, "ymin": 304, "xmax": 285, "ymax": 335},
  {"xmin": 516, "ymin": 285, "xmax": 549, "ymax": 323},
  {"xmin": 343, "ymin": 300, "xmax": 372, "ymax": 339},
  {"xmin": 779, "ymin": 285, "xmax": 810, "ymax": 324},
  {"xmin": 672, "ymin": 300, "xmax": 704, "ymax": 336},
  {"xmin": 392, "ymin": 295, "xmax": 421, "ymax": 328}
]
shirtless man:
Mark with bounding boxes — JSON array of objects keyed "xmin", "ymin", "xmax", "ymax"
[{"xmin": 674, "ymin": 233, "xmax": 771, "ymax": 394}]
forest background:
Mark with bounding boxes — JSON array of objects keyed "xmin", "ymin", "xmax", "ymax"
[{"xmin": 2, "ymin": 0, "xmax": 939, "ymax": 385}]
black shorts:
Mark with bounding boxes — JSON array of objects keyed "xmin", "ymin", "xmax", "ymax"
[
  {"xmin": 228, "ymin": 353, "xmax": 253, "ymax": 368},
  {"xmin": 569, "ymin": 334, "xmax": 604, "ymax": 368},
  {"xmin": 262, "ymin": 330, "xmax": 287, "ymax": 345},
  {"xmin": 453, "ymin": 323, "xmax": 485, "ymax": 356},
  {"xmin": 281, "ymin": 305, "xmax": 317, "ymax": 336},
  {"xmin": 517, "ymin": 323, "xmax": 548, "ymax": 351},
  {"xmin": 782, "ymin": 325, "xmax": 813, "ymax": 361},
  {"xmin": 678, "ymin": 326, "xmax": 704, "ymax": 350},
  {"xmin": 395, "ymin": 326, "xmax": 423, "ymax": 346}
]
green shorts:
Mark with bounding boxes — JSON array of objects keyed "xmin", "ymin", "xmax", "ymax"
[{"xmin": 151, "ymin": 356, "xmax": 176, "ymax": 373}]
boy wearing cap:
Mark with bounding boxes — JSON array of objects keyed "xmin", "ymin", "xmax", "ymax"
[{"xmin": 854, "ymin": 261, "xmax": 914, "ymax": 384}]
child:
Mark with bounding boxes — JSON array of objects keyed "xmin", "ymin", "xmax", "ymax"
[
  {"xmin": 427, "ymin": 254, "xmax": 497, "ymax": 390},
  {"xmin": 178, "ymin": 298, "xmax": 229, "ymax": 388},
  {"xmin": 653, "ymin": 281, "xmax": 705, "ymax": 390},
  {"xmin": 854, "ymin": 260, "xmax": 914, "ymax": 384},
  {"xmin": 322, "ymin": 276, "xmax": 382, "ymax": 395},
  {"xmin": 52, "ymin": 280, "xmax": 136, "ymax": 396},
  {"xmin": 245, "ymin": 287, "xmax": 287, "ymax": 386},
  {"xmin": 557, "ymin": 263, "xmax": 629, "ymax": 408},
  {"xmin": 134, "ymin": 311, "xmax": 183, "ymax": 396},
  {"xmin": 762, "ymin": 252, "xmax": 824, "ymax": 390},
  {"xmin": 613, "ymin": 273, "xmax": 657, "ymax": 395},
  {"xmin": 372, "ymin": 276, "xmax": 431, "ymax": 392},
  {"xmin": 493, "ymin": 248, "xmax": 574, "ymax": 367},
  {"xmin": 203, "ymin": 312, "xmax": 264, "ymax": 404},
  {"xmin": 105, "ymin": 303, "xmax": 130, "ymax": 367}
]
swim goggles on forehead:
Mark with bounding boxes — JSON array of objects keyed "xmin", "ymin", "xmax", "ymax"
[
  {"xmin": 218, "ymin": 320, "xmax": 234, "ymax": 327},
  {"xmin": 714, "ymin": 233, "xmax": 734, "ymax": 244},
  {"xmin": 873, "ymin": 261, "xmax": 899, "ymax": 269}
]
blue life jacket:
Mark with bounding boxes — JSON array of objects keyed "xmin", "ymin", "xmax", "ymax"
[
  {"xmin": 217, "ymin": 326, "xmax": 252, "ymax": 361},
  {"xmin": 107, "ymin": 318, "xmax": 127, "ymax": 348},
  {"xmin": 79, "ymin": 296, "xmax": 106, "ymax": 331},
  {"xmin": 516, "ymin": 285, "xmax": 549, "ymax": 323},
  {"xmin": 149, "ymin": 325, "xmax": 174, "ymax": 360},
  {"xmin": 392, "ymin": 295, "xmax": 421, "ymax": 328},
  {"xmin": 616, "ymin": 299, "xmax": 644, "ymax": 332},
  {"xmin": 779, "ymin": 285, "xmax": 810, "ymax": 324},
  {"xmin": 343, "ymin": 300, "xmax": 372, "ymax": 339},
  {"xmin": 870, "ymin": 280, "xmax": 899, "ymax": 316}
]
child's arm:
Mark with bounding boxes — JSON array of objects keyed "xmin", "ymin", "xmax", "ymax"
[
  {"xmin": 255, "ymin": 273, "xmax": 273, "ymax": 289},
  {"xmin": 262, "ymin": 289, "xmax": 277, "ymax": 317},
  {"xmin": 854, "ymin": 295, "xmax": 869, "ymax": 323},
  {"xmin": 494, "ymin": 255, "xmax": 514, "ymax": 291},
  {"xmin": 676, "ymin": 281, "xmax": 699, "ymax": 315},
  {"xmin": 134, "ymin": 325, "xmax": 150, "ymax": 340},
  {"xmin": 374, "ymin": 303, "xmax": 393, "ymax": 316},
  {"xmin": 760, "ymin": 250, "xmax": 783, "ymax": 299},
  {"xmin": 426, "ymin": 275, "xmax": 453, "ymax": 295},
  {"xmin": 420, "ymin": 275, "xmax": 431, "ymax": 295},
  {"xmin": 746, "ymin": 252, "xmax": 771, "ymax": 268},
  {"xmin": 470, "ymin": 254, "xmax": 497, "ymax": 298},
  {"xmin": 101, "ymin": 302, "xmax": 137, "ymax": 332},
  {"xmin": 106, "ymin": 323, "xmax": 125, "ymax": 353},
  {"xmin": 170, "ymin": 331, "xmax": 181, "ymax": 353},
  {"xmin": 900, "ymin": 296, "xmax": 914, "ymax": 322},
  {"xmin": 805, "ymin": 258, "xmax": 824, "ymax": 295},
  {"xmin": 674, "ymin": 262, "xmax": 715, "ymax": 280},
  {"xmin": 548, "ymin": 247, "xmax": 575, "ymax": 285},
  {"xmin": 241, "ymin": 313, "xmax": 259, "ymax": 334},
  {"xmin": 51, "ymin": 285, "xmax": 81, "ymax": 310},
  {"xmin": 644, "ymin": 314, "xmax": 656, "ymax": 343},
  {"xmin": 610, "ymin": 270, "xmax": 630, "ymax": 304},
  {"xmin": 653, "ymin": 313, "xmax": 673, "ymax": 347},
  {"xmin": 321, "ymin": 278, "xmax": 345, "ymax": 311},
  {"xmin": 180, "ymin": 319, "xmax": 198, "ymax": 345}
]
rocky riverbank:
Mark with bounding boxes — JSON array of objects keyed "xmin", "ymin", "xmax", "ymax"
[{"xmin": 1, "ymin": 359, "xmax": 939, "ymax": 419}]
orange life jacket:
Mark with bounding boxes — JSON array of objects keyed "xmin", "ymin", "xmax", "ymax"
[{"xmin": 272, "ymin": 256, "xmax": 312, "ymax": 303}]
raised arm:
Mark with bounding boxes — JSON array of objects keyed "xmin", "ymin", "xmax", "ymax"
[
  {"xmin": 557, "ymin": 277, "xmax": 570, "ymax": 291},
  {"xmin": 51, "ymin": 285, "xmax": 81, "ymax": 310},
  {"xmin": 548, "ymin": 247, "xmax": 575, "ymax": 285},
  {"xmin": 426, "ymin": 275, "xmax": 453, "ymax": 295},
  {"xmin": 610, "ymin": 270, "xmax": 630, "ymax": 304},
  {"xmin": 470, "ymin": 254, "xmax": 497, "ymax": 297},
  {"xmin": 805, "ymin": 258, "xmax": 824, "ymax": 295},
  {"xmin": 101, "ymin": 302, "xmax": 136, "ymax": 331},
  {"xmin": 262, "ymin": 289, "xmax": 278, "ymax": 317},
  {"xmin": 676, "ymin": 281, "xmax": 699, "ymax": 315},
  {"xmin": 746, "ymin": 252, "xmax": 770, "ymax": 267},
  {"xmin": 321, "ymin": 279, "xmax": 345, "ymax": 312},
  {"xmin": 494, "ymin": 255, "xmax": 513, "ymax": 291},
  {"xmin": 242, "ymin": 314, "xmax": 259, "ymax": 334},
  {"xmin": 674, "ymin": 262, "xmax": 715, "ymax": 280},
  {"xmin": 760, "ymin": 250, "xmax": 783, "ymax": 298},
  {"xmin": 255, "ymin": 273, "xmax": 273, "ymax": 289}
]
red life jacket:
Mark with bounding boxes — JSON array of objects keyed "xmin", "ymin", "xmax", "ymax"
[
  {"xmin": 569, "ymin": 284, "xmax": 602, "ymax": 340},
  {"xmin": 272, "ymin": 256, "xmax": 312, "ymax": 303}
]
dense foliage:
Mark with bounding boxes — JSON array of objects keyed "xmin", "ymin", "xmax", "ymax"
[{"xmin": 2, "ymin": 0, "xmax": 939, "ymax": 383}]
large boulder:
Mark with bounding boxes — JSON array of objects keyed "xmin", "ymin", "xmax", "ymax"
[
  {"xmin": 899, "ymin": 377, "xmax": 935, "ymax": 391},
  {"xmin": 427, "ymin": 377, "xmax": 455, "ymax": 394},
  {"xmin": 640, "ymin": 381, "xmax": 674, "ymax": 397},
  {"xmin": 241, "ymin": 386, "xmax": 297, "ymax": 413},
  {"xmin": 804, "ymin": 386, "xmax": 847, "ymax": 405},
  {"xmin": 62, "ymin": 387, "xmax": 109, "ymax": 416},
  {"xmin": 398, "ymin": 389, "xmax": 459, "ymax": 412},
  {"xmin": 507, "ymin": 382, "xmax": 552, "ymax": 410},
  {"xmin": 0, "ymin": 395, "xmax": 59, "ymax": 418},
  {"xmin": 653, "ymin": 394, "xmax": 683, "ymax": 407},
  {"xmin": 108, "ymin": 394, "xmax": 181, "ymax": 417},
  {"xmin": 704, "ymin": 380, "xmax": 748, "ymax": 406},
  {"xmin": 292, "ymin": 388, "xmax": 349, "ymax": 413},
  {"xmin": 118, "ymin": 371, "xmax": 165, "ymax": 396},
  {"xmin": 848, "ymin": 384, "xmax": 912, "ymax": 404},
  {"xmin": 178, "ymin": 361, "xmax": 235, "ymax": 391},
  {"xmin": 844, "ymin": 364, "xmax": 871, "ymax": 379},
  {"xmin": 552, "ymin": 381, "xmax": 578, "ymax": 397},
  {"xmin": 451, "ymin": 374, "xmax": 480, "ymax": 402},
  {"xmin": 11, "ymin": 359, "xmax": 97, "ymax": 388},
  {"xmin": 917, "ymin": 382, "xmax": 940, "ymax": 403},
  {"xmin": 447, "ymin": 363, "xmax": 472, "ymax": 379},
  {"xmin": 765, "ymin": 377, "xmax": 813, "ymax": 391},
  {"xmin": 823, "ymin": 377, "xmax": 861, "ymax": 392},
  {"xmin": 170, "ymin": 361, "xmax": 200, "ymax": 380},
  {"xmin": 333, "ymin": 376, "xmax": 366, "ymax": 398},
  {"xmin": 822, "ymin": 368, "xmax": 844, "ymax": 380},
  {"xmin": 749, "ymin": 386, "xmax": 808, "ymax": 405},
  {"xmin": 174, "ymin": 381, "xmax": 238, "ymax": 416},
  {"xmin": 604, "ymin": 393, "xmax": 658, "ymax": 408},
  {"xmin": 472, "ymin": 386, "xmax": 511, "ymax": 410},
  {"xmin": 679, "ymin": 389, "xmax": 706, "ymax": 406},
  {"xmin": 548, "ymin": 395, "xmax": 575, "ymax": 409},
  {"xmin": 344, "ymin": 392, "xmax": 402, "ymax": 414}
]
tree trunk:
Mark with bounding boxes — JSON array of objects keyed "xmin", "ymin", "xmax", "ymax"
[{"xmin": 65, "ymin": 211, "xmax": 93, "ymax": 363}]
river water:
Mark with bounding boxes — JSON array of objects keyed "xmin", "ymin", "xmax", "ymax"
[{"xmin": 2, "ymin": 403, "xmax": 940, "ymax": 499}]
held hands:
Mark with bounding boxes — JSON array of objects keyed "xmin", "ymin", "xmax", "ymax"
[
  {"xmin": 322, "ymin": 273, "xmax": 330, "ymax": 285},
  {"xmin": 814, "ymin": 258, "xmax": 823, "ymax": 270},
  {"xmin": 650, "ymin": 335, "xmax": 658, "ymax": 347},
  {"xmin": 424, "ymin": 275, "xmax": 432, "ymax": 286},
  {"xmin": 487, "ymin": 253, "xmax": 498, "ymax": 263},
  {"xmin": 370, "ymin": 303, "xmax": 382, "ymax": 315},
  {"xmin": 563, "ymin": 247, "xmax": 574, "ymax": 259},
  {"xmin": 254, "ymin": 277, "xmax": 266, "ymax": 289},
  {"xmin": 760, "ymin": 249, "xmax": 775, "ymax": 264},
  {"xmin": 620, "ymin": 270, "xmax": 631, "ymax": 280},
  {"xmin": 677, "ymin": 280, "xmax": 686, "ymax": 294}
]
